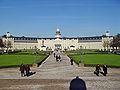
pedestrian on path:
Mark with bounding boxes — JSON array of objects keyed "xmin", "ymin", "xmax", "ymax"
[
  {"xmin": 70, "ymin": 76, "xmax": 87, "ymax": 90},
  {"xmin": 103, "ymin": 64, "xmax": 107, "ymax": 76},
  {"xmin": 56, "ymin": 55, "xmax": 58, "ymax": 62},
  {"xmin": 58, "ymin": 55, "xmax": 61, "ymax": 62},
  {"xmin": 70, "ymin": 58, "xmax": 74, "ymax": 65},
  {"xmin": 94, "ymin": 64, "xmax": 101, "ymax": 76},
  {"xmin": 25, "ymin": 64, "xmax": 30, "ymax": 77},
  {"xmin": 54, "ymin": 53, "xmax": 56, "ymax": 57},
  {"xmin": 20, "ymin": 64, "xmax": 25, "ymax": 77}
]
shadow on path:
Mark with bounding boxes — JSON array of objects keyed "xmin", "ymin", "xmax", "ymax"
[{"xmin": 24, "ymin": 72, "xmax": 36, "ymax": 77}]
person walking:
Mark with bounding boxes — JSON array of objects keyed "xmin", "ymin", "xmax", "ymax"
[
  {"xmin": 95, "ymin": 64, "xmax": 101, "ymax": 76},
  {"xmin": 25, "ymin": 64, "xmax": 30, "ymax": 77},
  {"xmin": 54, "ymin": 53, "xmax": 56, "ymax": 57},
  {"xmin": 103, "ymin": 64, "xmax": 107, "ymax": 76},
  {"xmin": 58, "ymin": 55, "xmax": 61, "ymax": 62},
  {"xmin": 70, "ymin": 76, "xmax": 87, "ymax": 90},
  {"xmin": 20, "ymin": 64, "xmax": 25, "ymax": 77},
  {"xmin": 70, "ymin": 58, "xmax": 74, "ymax": 65},
  {"xmin": 56, "ymin": 55, "xmax": 58, "ymax": 62}
]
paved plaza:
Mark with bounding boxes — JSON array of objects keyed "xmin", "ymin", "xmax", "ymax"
[{"xmin": 0, "ymin": 52, "xmax": 120, "ymax": 90}]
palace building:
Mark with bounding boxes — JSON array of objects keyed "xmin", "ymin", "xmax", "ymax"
[{"xmin": 1, "ymin": 28, "xmax": 113, "ymax": 51}]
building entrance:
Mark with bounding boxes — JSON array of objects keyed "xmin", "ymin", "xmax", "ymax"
[{"xmin": 55, "ymin": 44, "xmax": 62, "ymax": 50}]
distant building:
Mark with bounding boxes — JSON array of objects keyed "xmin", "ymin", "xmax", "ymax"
[{"xmin": 1, "ymin": 28, "xmax": 113, "ymax": 51}]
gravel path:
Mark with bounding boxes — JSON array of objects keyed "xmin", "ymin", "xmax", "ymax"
[{"xmin": 0, "ymin": 52, "xmax": 120, "ymax": 90}]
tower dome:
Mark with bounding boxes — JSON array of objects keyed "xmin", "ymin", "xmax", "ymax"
[
  {"xmin": 55, "ymin": 27, "xmax": 61, "ymax": 39},
  {"xmin": 106, "ymin": 31, "xmax": 110, "ymax": 36},
  {"xmin": 6, "ymin": 32, "xmax": 11, "ymax": 37}
]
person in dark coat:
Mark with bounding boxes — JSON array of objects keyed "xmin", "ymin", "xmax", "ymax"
[
  {"xmin": 56, "ymin": 55, "xmax": 58, "ymax": 62},
  {"xmin": 70, "ymin": 76, "xmax": 87, "ymax": 90},
  {"xmin": 54, "ymin": 53, "xmax": 56, "ymax": 57},
  {"xmin": 103, "ymin": 64, "xmax": 107, "ymax": 76},
  {"xmin": 70, "ymin": 58, "xmax": 74, "ymax": 65},
  {"xmin": 25, "ymin": 64, "xmax": 30, "ymax": 77},
  {"xmin": 20, "ymin": 64, "xmax": 25, "ymax": 77},
  {"xmin": 58, "ymin": 55, "xmax": 61, "ymax": 62},
  {"xmin": 95, "ymin": 64, "xmax": 101, "ymax": 76}
]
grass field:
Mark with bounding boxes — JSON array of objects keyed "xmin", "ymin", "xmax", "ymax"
[
  {"xmin": 68, "ymin": 54, "xmax": 120, "ymax": 66},
  {"xmin": 0, "ymin": 55, "xmax": 47, "ymax": 66}
]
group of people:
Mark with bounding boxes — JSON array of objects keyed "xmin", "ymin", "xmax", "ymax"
[
  {"xmin": 94, "ymin": 64, "xmax": 107, "ymax": 76},
  {"xmin": 54, "ymin": 53, "xmax": 61, "ymax": 62},
  {"xmin": 20, "ymin": 64, "xmax": 30, "ymax": 77}
]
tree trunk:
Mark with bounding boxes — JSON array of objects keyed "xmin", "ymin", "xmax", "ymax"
[{"xmin": 113, "ymin": 47, "xmax": 115, "ymax": 51}]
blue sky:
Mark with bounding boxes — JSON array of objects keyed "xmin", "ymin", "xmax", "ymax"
[{"xmin": 0, "ymin": 0, "xmax": 120, "ymax": 37}]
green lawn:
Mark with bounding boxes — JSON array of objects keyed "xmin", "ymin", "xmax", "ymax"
[
  {"xmin": 0, "ymin": 55, "xmax": 47, "ymax": 66},
  {"xmin": 68, "ymin": 54, "xmax": 120, "ymax": 66}
]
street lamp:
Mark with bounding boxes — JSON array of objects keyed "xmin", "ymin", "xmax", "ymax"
[
  {"xmin": 80, "ymin": 46, "xmax": 82, "ymax": 64},
  {"xmin": 32, "ymin": 46, "xmax": 38, "ymax": 67},
  {"xmin": 34, "ymin": 46, "xmax": 37, "ymax": 64}
]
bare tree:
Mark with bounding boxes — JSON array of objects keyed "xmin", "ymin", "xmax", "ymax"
[
  {"xmin": 116, "ymin": 34, "xmax": 120, "ymax": 50},
  {"xmin": 103, "ymin": 41, "xmax": 106, "ymax": 50},
  {"xmin": 110, "ymin": 34, "xmax": 120, "ymax": 50},
  {"xmin": 103, "ymin": 40, "xmax": 111, "ymax": 51},
  {"xmin": 4, "ymin": 40, "xmax": 12, "ymax": 53},
  {"xmin": 0, "ymin": 39, "xmax": 5, "ymax": 48}
]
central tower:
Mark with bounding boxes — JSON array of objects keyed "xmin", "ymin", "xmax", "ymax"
[{"xmin": 55, "ymin": 27, "xmax": 61, "ymax": 39}]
